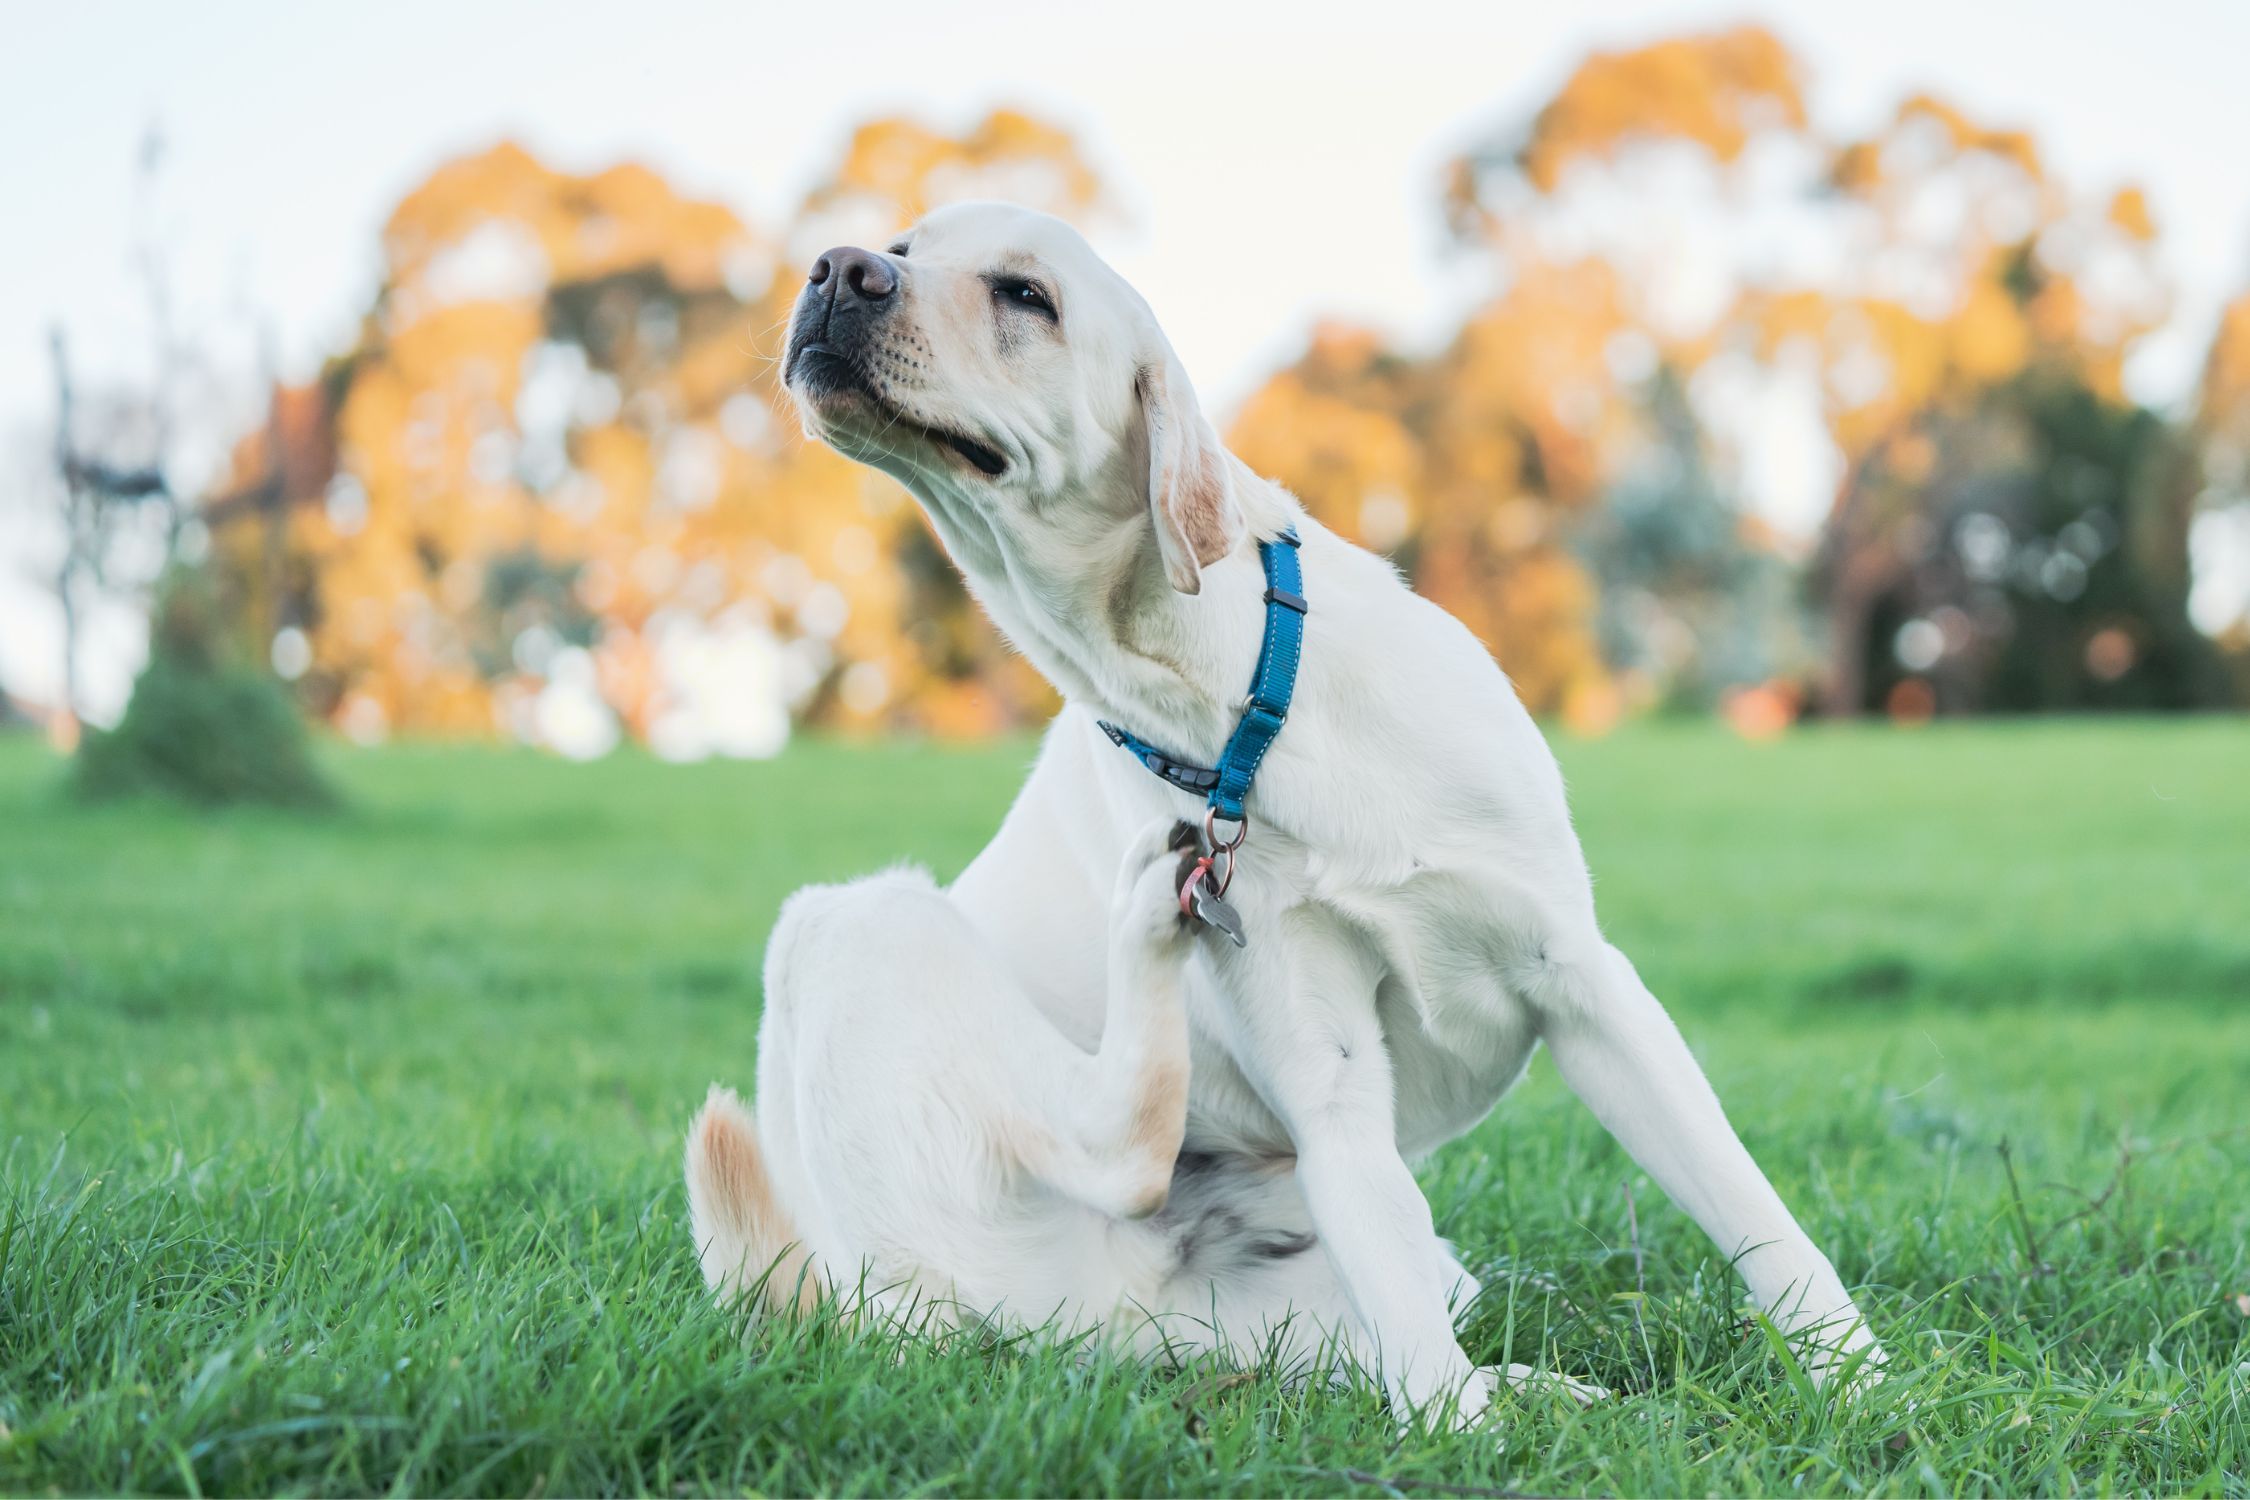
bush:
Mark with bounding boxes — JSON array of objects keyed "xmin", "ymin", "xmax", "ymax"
[{"xmin": 73, "ymin": 586, "xmax": 336, "ymax": 810}]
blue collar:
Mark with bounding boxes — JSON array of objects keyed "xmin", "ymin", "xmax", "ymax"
[{"xmin": 1098, "ymin": 526, "xmax": 1304, "ymax": 825}]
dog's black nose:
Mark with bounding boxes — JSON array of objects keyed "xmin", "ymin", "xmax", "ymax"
[{"xmin": 808, "ymin": 246, "xmax": 896, "ymax": 302}]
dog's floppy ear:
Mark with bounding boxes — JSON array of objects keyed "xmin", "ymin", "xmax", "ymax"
[{"xmin": 1136, "ymin": 353, "xmax": 1241, "ymax": 595}]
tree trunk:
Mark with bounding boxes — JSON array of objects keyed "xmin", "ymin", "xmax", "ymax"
[{"xmin": 55, "ymin": 561, "xmax": 80, "ymax": 728}]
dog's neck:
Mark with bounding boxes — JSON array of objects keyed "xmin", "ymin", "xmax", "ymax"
[{"xmin": 905, "ymin": 455, "xmax": 1292, "ymax": 759}]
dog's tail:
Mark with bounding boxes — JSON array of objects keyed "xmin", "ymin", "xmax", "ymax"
[{"xmin": 684, "ymin": 1085, "xmax": 818, "ymax": 1315}]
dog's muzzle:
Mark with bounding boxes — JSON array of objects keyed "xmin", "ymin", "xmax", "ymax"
[
  {"xmin": 780, "ymin": 246, "xmax": 1009, "ymax": 479},
  {"xmin": 783, "ymin": 244, "xmax": 895, "ymax": 391}
]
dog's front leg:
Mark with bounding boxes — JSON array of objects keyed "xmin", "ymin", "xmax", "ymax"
[
  {"xmin": 1538, "ymin": 939, "xmax": 1882, "ymax": 1383},
  {"xmin": 1215, "ymin": 907, "xmax": 1487, "ymax": 1430}
]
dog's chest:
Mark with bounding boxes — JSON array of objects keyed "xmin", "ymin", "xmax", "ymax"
[
  {"xmin": 1173, "ymin": 963, "xmax": 1540, "ymax": 1159},
  {"xmin": 1378, "ymin": 959, "xmax": 1543, "ymax": 1157},
  {"xmin": 1177, "ymin": 881, "xmax": 1546, "ymax": 1158}
]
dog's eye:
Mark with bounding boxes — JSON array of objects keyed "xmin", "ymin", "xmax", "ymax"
[
  {"xmin": 887, "ymin": 241, "xmax": 910, "ymax": 258},
  {"xmin": 989, "ymin": 277, "xmax": 1057, "ymax": 320}
]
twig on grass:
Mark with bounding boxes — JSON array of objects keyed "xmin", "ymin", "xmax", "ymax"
[
  {"xmin": 1172, "ymin": 1370, "xmax": 1254, "ymax": 1437},
  {"xmin": 1173, "ymin": 1370, "xmax": 1254, "ymax": 1406},
  {"xmin": 1995, "ymin": 1137, "xmax": 2051, "ymax": 1275},
  {"xmin": 2042, "ymin": 1132, "xmax": 2134, "ymax": 1240}
]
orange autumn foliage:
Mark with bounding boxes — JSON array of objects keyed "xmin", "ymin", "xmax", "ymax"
[
  {"xmin": 200, "ymin": 32, "xmax": 2237, "ymax": 745},
  {"xmin": 208, "ymin": 115, "xmax": 1107, "ymax": 747}
]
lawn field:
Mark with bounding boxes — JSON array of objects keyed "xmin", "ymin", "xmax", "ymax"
[{"xmin": 2, "ymin": 721, "xmax": 2247, "ymax": 1496}]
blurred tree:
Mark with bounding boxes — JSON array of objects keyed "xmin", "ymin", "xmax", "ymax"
[
  {"xmin": 199, "ymin": 113, "xmax": 1103, "ymax": 753},
  {"xmin": 1450, "ymin": 24, "xmax": 1807, "ymax": 211},
  {"xmin": 184, "ymin": 46, "xmax": 2244, "ymax": 744},
  {"xmin": 1238, "ymin": 26, "xmax": 1814, "ymax": 720},
  {"xmin": 1229, "ymin": 311, "xmax": 1612, "ymax": 721},
  {"xmin": 31, "ymin": 116, "xmax": 315, "ymax": 803},
  {"xmin": 2169, "ymin": 288, "xmax": 2250, "ymax": 697},
  {"xmin": 1575, "ymin": 368, "xmax": 1810, "ymax": 712},
  {"xmin": 39, "ymin": 127, "xmax": 192, "ymax": 738},
  {"xmin": 1241, "ymin": 23, "xmax": 2229, "ymax": 720},
  {"xmin": 74, "ymin": 577, "xmax": 335, "ymax": 809},
  {"xmin": 794, "ymin": 109, "xmax": 1107, "ymax": 247},
  {"xmin": 45, "ymin": 330, "xmax": 172, "ymax": 734},
  {"xmin": 1782, "ymin": 96, "xmax": 2202, "ymax": 713},
  {"xmin": 1835, "ymin": 373, "xmax": 2223, "ymax": 714},
  {"xmin": 1491, "ymin": 27, "xmax": 2208, "ymax": 716},
  {"xmin": 2199, "ymin": 291, "xmax": 2250, "ymax": 472}
]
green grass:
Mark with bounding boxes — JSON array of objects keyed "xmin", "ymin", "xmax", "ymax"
[{"xmin": 2, "ymin": 720, "xmax": 2246, "ymax": 1496}]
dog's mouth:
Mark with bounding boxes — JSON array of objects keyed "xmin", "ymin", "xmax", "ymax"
[
  {"xmin": 787, "ymin": 344, "xmax": 1008, "ymax": 478},
  {"xmin": 930, "ymin": 425, "xmax": 1009, "ymax": 478}
]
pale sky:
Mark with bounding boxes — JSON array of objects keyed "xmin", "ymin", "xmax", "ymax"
[{"xmin": 3, "ymin": 0, "xmax": 2246, "ymax": 719}]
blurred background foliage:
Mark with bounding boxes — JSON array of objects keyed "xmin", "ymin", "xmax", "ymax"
[
  {"xmin": 32, "ymin": 26, "xmax": 2250, "ymax": 767},
  {"xmin": 197, "ymin": 110, "xmax": 1098, "ymax": 758},
  {"xmin": 70, "ymin": 579, "xmax": 334, "ymax": 808}
]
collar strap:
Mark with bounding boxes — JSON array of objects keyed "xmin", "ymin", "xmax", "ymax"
[{"xmin": 1098, "ymin": 526, "xmax": 1303, "ymax": 823}]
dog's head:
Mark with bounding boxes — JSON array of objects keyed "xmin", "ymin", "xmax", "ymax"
[{"xmin": 781, "ymin": 202, "xmax": 1241, "ymax": 593}]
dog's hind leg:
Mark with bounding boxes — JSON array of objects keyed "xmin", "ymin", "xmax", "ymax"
[
  {"xmin": 1534, "ymin": 938, "xmax": 1882, "ymax": 1384},
  {"xmin": 1005, "ymin": 820, "xmax": 1201, "ymax": 1222}
]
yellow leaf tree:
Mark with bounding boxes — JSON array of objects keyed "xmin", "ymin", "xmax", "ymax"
[
  {"xmin": 204, "ymin": 113, "xmax": 1107, "ymax": 751},
  {"xmin": 1241, "ymin": 24, "xmax": 2216, "ymax": 719}
]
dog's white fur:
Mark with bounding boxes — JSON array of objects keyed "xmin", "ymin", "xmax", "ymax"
[
  {"xmin": 689, "ymin": 823, "xmax": 1604, "ymax": 1410},
  {"xmin": 688, "ymin": 203, "xmax": 1880, "ymax": 1426}
]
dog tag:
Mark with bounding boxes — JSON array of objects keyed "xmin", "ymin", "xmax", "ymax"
[{"xmin": 1186, "ymin": 872, "xmax": 1248, "ymax": 948}]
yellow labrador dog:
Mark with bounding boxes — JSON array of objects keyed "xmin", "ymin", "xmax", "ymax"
[
  {"xmin": 689, "ymin": 203, "xmax": 1880, "ymax": 1427},
  {"xmin": 690, "ymin": 821, "xmax": 1522, "ymax": 1386}
]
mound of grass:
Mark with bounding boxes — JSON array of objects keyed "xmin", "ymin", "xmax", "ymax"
[
  {"xmin": 1, "ymin": 723, "xmax": 2245, "ymax": 1494},
  {"xmin": 72, "ymin": 586, "xmax": 335, "ymax": 810}
]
